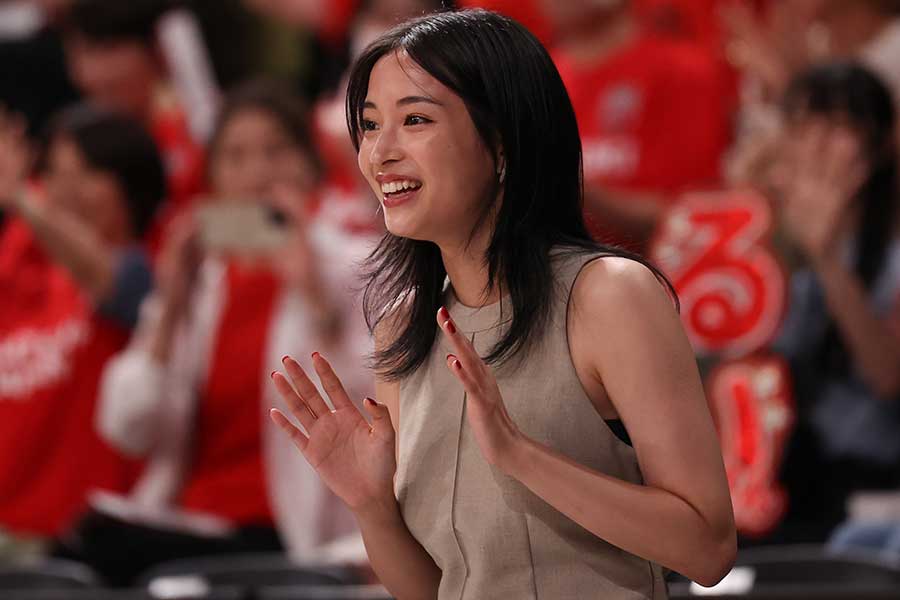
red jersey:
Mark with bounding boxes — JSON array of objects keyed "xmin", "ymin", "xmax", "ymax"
[
  {"xmin": 178, "ymin": 263, "xmax": 280, "ymax": 526},
  {"xmin": 554, "ymin": 35, "xmax": 731, "ymax": 245},
  {"xmin": 0, "ymin": 220, "xmax": 140, "ymax": 536}
]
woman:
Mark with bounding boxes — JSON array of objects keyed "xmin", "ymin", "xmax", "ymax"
[
  {"xmin": 90, "ymin": 80, "xmax": 374, "ymax": 583},
  {"xmin": 271, "ymin": 9, "xmax": 736, "ymax": 599},
  {"xmin": 767, "ymin": 62, "xmax": 900, "ymax": 544}
]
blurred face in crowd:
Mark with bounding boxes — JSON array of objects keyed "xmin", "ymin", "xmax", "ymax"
[
  {"xmin": 43, "ymin": 136, "xmax": 133, "ymax": 243},
  {"xmin": 209, "ymin": 107, "xmax": 318, "ymax": 201},
  {"xmin": 771, "ymin": 110, "xmax": 867, "ymax": 202},
  {"xmin": 356, "ymin": 51, "xmax": 498, "ymax": 245},
  {"xmin": 539, "ymin": 0, "xmax": 629, "ymax": 38},
  {"xmin": 65, "ymin": 35, "xmax": 160, "ymax": 123},
  {"xmin": 815, "ymin": 0, "xmax": 897, "ymax": 56}
]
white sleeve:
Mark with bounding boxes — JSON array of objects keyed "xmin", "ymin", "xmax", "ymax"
[{"xmin": 96, "ymin": 296, "xmax": 169, "ymax": 457}]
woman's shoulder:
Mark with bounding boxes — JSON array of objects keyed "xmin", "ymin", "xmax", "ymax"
[{"xmin": 568, "ymin": 253, "xmax": 674, "ymax": 320}]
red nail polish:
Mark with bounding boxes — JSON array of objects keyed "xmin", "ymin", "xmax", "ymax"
[
  {"xmin": 270, "ymin": 370, "xmax": 277, "ymax": 378},
  {"xmin": 281, "ymin": 355, "xmax": 290, "ymax": 363},
  {"xmin": 439, "ymin": 306, "xmax": 449, "ymax": 320},
  {"xmin": 453, "ymin": 359, "xmax": 461, "ymax": 369},
  {"xmin": 364, "ymin": 397, "xmax": 376, "ymax": 405},
  {"xmin": 312, "ymin": 351, "xmax": 320, "ymax": 359},
  {"xmin": 445, "ymin": 320, "xmax": 456, "ymax": 334}
]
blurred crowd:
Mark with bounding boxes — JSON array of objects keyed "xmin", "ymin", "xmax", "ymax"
[{"xmin": 0, "ymin": 0, "xmax": 899, "ymax": 586}]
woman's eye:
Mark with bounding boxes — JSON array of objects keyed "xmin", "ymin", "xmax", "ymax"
[
  {"xmin": 362, "ymin": 119, "xmax": 379, "ymax": 132},
  {"xmin": 405, "ymin": 115, "xmax": 431, "ymax": 126}
]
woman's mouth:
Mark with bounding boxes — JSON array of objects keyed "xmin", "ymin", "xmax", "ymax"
[{"xmin": 380, "ymin": 179, "xmax": 422, "ymax": 208}]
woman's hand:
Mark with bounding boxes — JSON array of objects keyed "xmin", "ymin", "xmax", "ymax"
[
  {"xmin": 773, "ymin": 124, "xmax": 865, "ymax": 263},
  {"xmin": 437, "ymin": 306, "xmax": 524, "ymax": 471},
  {"xmin": 267, "ymin": 183, "xmax": 320, "ymax": 290},
  {"xmin": 156, "ymin": 212, "xmax": 203, "ymax": 319},
  {"xmin": 270, "ymin": 353, "xmax": 397, "ymax": 514}
]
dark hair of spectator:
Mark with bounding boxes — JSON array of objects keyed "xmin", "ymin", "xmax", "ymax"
[
  {"xmin": 41, "ymin": 104, "xmax": 167, "ymax": 238},
  {"xmin": 783, "ymin": 61, "xmax": 898, "ymax": 377},
  {"xmin": 63, "ymin": 0, "xmax": 176, "ymax": 45},
  {"xmin": 208, "ymin": 79, "xmax": 323, "ymax": 182},
  {"xmin": 346, "ymin": 8, "xmax": 676, "ymax": 381}
]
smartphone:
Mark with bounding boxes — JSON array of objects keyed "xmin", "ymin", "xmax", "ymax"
[{"xmin": 195, "ymin": 201, "xmax": 290, "ymax": 255}]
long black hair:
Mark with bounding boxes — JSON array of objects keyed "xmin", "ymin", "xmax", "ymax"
[
  {"xmin": 347, "ymin": 9, "xmax": 675, "ymax": 380},
  {"xmin": 783, "ymin": 62, "xmax": 898, "ymax": 378}
]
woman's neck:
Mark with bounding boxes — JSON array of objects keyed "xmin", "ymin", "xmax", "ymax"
[{"xmin": 440, "ymin": 236, "xmax": 502, "ymax": 309}]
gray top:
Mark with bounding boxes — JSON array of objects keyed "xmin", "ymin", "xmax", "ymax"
[{"xmin": 395, "ymin": 249, "xmax": 668, "ymax": 599}]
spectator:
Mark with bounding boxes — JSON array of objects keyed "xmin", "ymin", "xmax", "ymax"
[
  {"xmin": 61, "ymin": 0, "xmax": 207, "ymax": 245},
  {"xmin": 765, "ymin": 62, "xmax": 900, "ymax": 544},
  {"xmin": 0, "ymin": 104, "xmax": 164, "ymax": 541},
  {"xmin": 77, "ymin": 80, "xmax": 374, "ymax": 584},
  {"xmin": 541, "ymin": 0, "xmax": 732, "ymax": 252}
]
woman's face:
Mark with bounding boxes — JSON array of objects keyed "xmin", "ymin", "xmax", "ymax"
[
  {"xmin": 209, "ymin": 107, "xmax": 317, "ymax": 201},
  {"xmin": 357, "ymin": 51, "xmax": 498, "ymax": 246},
  {"xmin": 44, "ymin": 136, "xmax": 131, "ymax": 242}
]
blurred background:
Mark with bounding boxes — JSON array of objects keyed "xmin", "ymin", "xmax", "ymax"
[{"xmin": 1, "ymin": 0, "xmax": 900, "ymax": 598}]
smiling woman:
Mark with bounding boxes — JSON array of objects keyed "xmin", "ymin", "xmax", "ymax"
[{"xmin": 270, "ymin": 8, "xmax": 737, "ymax": 599}]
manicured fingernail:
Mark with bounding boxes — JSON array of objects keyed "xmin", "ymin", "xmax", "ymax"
[
  {"xmin": 281, "ymin": 355, "xmax": 290, "ymax": 363},
  {"xmin": 439, "ymin": 306, "xmax": 449, "ymax": 320},
  {"xmin": 452, "ymin": 359, "xmax": 461, "ymax": 369},
  {"xmin": 364, "ymin": 397, "xmax": 376, "ymax": 405},
  {"xmin": 270, "ymin": 370, "xmax": 277, "ymax": 378},
  {"xmin": 445, "ymin": 319, "xmax": 456, "ymax": 334},
  {"xmin": 311, "ymin": 351, "xmax": 320, "ymax": 359}
]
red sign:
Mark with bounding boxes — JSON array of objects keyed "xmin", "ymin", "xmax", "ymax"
[
  {"xmin": 709, "ymin": 355, "xmax": 795, "ymax": 537},
  {"xmin": 649, "ymin": 190, "xmax": 786, "ymax": 357}
]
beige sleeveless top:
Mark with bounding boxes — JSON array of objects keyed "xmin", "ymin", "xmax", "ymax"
[{"xmin": 395, "ymin": 249, "xmax": 669, "ymax": 599}]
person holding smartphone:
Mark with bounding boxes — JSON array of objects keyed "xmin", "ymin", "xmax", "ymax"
[
  {"xmin": 82, "ymin": 80, "xmax": 375, "ymax": 583},
  {"xmin": 270, "ymin": 9, "xmax": 736, "ymax": 599}
]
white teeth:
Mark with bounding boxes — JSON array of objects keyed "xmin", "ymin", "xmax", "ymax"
[{"xmin": 380, "ymin": 179, "xmax": 422, "ymax": 195}]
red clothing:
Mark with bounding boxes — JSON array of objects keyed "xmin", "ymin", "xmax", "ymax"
[
  {"xmin": 0, "ymin": 220, "xmax": 140, "ymax": 536},
  {"xmin": 178, "ymin": 263, "xmax": 280, "ymax": 526},
  {"xmin": 554, "ymin": 34, "xmax": 732, "ymax": 246},
  {"xmin": 145, "ymin": 106, "xmax": 207, "ymax": 256},
  {"xmin": 633, "ymin": 0, "xmax": 770, "ymax": 50}
]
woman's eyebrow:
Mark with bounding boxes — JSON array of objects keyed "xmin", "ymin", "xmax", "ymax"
[{"xmin": 363, "ymin": 96, "xmax": 443, "ymax": 109}]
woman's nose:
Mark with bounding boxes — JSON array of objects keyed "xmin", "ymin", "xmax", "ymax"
[{"xmin": 368, "ymin": 125, "xmax": 403, "ymax": 167}]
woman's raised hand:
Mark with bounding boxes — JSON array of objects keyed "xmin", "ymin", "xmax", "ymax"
[
  {"xmin": 270, "ymin": 353, "xmax": 397, "ymax": 513},
  {"xmin": 437, "ymin": 306, "xmax": 524, "ymax": 471}
]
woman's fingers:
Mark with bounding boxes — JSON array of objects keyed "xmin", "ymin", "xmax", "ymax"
[
  {"xmin": 361, "ymin": 397, "xmax": 395, "ymax": 441},
  {"xmin": 311, "ymin": 352, "xmax": 354, "ymax": 410},
  {"xmin": 271, "ymin": 371, "xmax": 316, "ymax": 430},
  {"xmin": 437, "ymin": 306, "xmax": 490, "ymax": 395},
  {"xmin": 445, "ymin": 353, "xmax": 482, "ymax": 398},
  {"xmin": 437, "ymin": 306, "xmax": 484, "ymax": 376},
  {"xmin": 270, "ymin": 408, "xmax": 309, "ymax": 452},
  {"xmin": 282, "ymin": 355, "xmax": 331, "ymax": 418}
]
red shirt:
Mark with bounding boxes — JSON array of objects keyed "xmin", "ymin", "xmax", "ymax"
[
  {"xmin": 554, "ymin": 35, "xmax": 732, "ymax": 244},
  {"xmin": 0, "ymin": 220, "xmax": 140, "ymax": 536},
  {"xmin": 178, "ymin": 263, "xmax": 280, "ymax": 526},
  {"xmin": 144, "ymin": 106, "xmax": 207, "ymax": 256}
]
